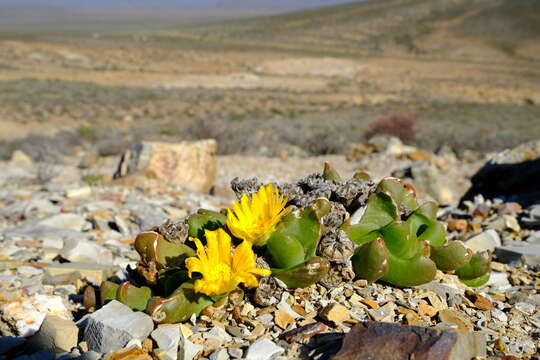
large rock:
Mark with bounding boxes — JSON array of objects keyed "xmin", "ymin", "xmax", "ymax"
[
  {"xmin": 332, "ymin": 321, "xmax": 485, "ymax": 360},
  {"xmin": 114, "ymin": 140, "xmax": 216, "ymax": 193},
  {"xmin": 83, "ymin": 300, "xmax": 154, "ymax": 353},
  {"xmin": 462, "ymin": 140, "xmax": 540, "ymax": 206},
  {"xmin": 27, "ymin": 315, "xmax": 78, "ymax": 353}
]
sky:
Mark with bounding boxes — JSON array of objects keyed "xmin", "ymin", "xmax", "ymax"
[{"xmin": 0, "ymin": 0, "xmax": 356, "ymax": 9}]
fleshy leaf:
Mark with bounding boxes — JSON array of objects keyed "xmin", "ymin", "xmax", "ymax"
[
  {"xmin": 273, "ymin": 257, "xmax": 330, "ymax": 288},
  {"xmin": 146, "ymin": 282, "xmax": 214, "ymax": 324},
  {"xmin": 351, "ymin": 238, "xmax": 390, "ymax": 282},
  {"xmin": 430, "ymin": 241, "xmax": 472, "ymax": 272}
]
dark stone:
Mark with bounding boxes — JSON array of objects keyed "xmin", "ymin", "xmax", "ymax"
[
  {"xmin": 461, "ymin": 141, "xmax": 540, "ymax": 206},
  {"xmin": 332, "ymin": 321, "xmax": 485, "ymax": 360}
]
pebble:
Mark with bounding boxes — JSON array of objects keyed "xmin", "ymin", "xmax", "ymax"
[
  {"xmin": 465, "ymin": 229, "xmax": 501, "ymax": 252},
  {"xmin": 152, "ymin": 324, "xmax": 181, "ymax": 360},
  {"xmin": 319, "ymin": 303, "xmax": 350, "ymax": 323},
  {"xmin": 38, "ymin": 213, "xmax": 87, "ymax": 231},
  {"xmin": 245, "ymin": 338, "xmax": 284, "ymax": 360}
]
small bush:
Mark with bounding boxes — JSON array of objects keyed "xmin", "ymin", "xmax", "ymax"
[
  {"xmin": 364, "ymin": 112, "xmax": 418, "ymax": 143},
  {"xmin": 76, "ymin": 125, "xmax": 99, "ymax": 143}
]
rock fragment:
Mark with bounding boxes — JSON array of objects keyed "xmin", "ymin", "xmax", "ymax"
[
  {"xmin": 319, "ymin": 303, "xmax": 350, "ymax": 323},
  {"xmin": 464, "ymin": 229, "xmax": 501, "ymax": 252},
  {"xmin": 332, "ymin": 321, "xmax": 486, "ymax": 360},
  {"xmin": 27, "ymin": 315, "xmax": 78, "ymax": 353},
  {"xmin": 83, "ymin": 300, "xmax": 154, "ymax": 353},
  {"xmin": 245, "ymin": 338, "xmax": 284, "ymax": 360}
]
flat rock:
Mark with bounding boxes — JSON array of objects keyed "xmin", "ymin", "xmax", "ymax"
[
  {"xmin": 44, "ymin": 262, "xmax": 116, "ymax": 284},
  {"xmin": 464, "ymin": 229, "xmax": 501, "ymax": 252},
  {"xmin": 332, "ymin": 321, "xmax": 485, "ymax": 360},
  {"xmin": 494, "ymin": 245, "xmax": 540, "ymax": 266},
  {"xmin": 60, "ymin": 238, "xmax": 113, "ymax": 265},
  {"xmin": 84, "ymin": 300, "xmax": 154, "ymax": 353},
  {"xmin": 245, "ymin": 338, "xmax": 284, "ymax": 360},
  {"xmin": 38, "ymin": 213, "xmax": 86, "ymax": 231},
  {"xmin": 114, "ymin": 140, "xmax": 217, "ymax": 193}
]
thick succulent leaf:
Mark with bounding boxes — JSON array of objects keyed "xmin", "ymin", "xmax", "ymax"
[
  {"xmin": 380, "ymin": 221, "xmax": 422, "ymax": 259},
  {"xmin": 146, "ymin": 282, "xmax": 214, "ymax": 324},
  {"xmin": 266, "ymin": 198, "xmax": 330, "ymax": 269},
  {"xmin": 322, "ymin": 162, "xmax": 342, "ymax": 182},
  {"xmin": 273, "ymin": 257, "xmax": 330, "ymax": 288},
  {"xmin": 460, "ymin": 273, "xmax": 490, "ymax": 287},
  {"xmin": 377, "ymin": 178, "xmax": 418, "ymax": 213},
  {"xmin": 351, "ymin": 238, "xmax": 390, "ymax": 282},
  {"xmin": 187, "ymin": 210, "xmax": 227, "ymax": 239},
  {"xmin": 380, "ymin": 242, "xmax": 437, "ymax": 287},
  {"xmin": 430, "ymin": 241, "xmax": 472, "ymax": 271},
  {"xmin": 116, "ymin": 282, "xmax": 152, "ymax": 311},
  {"xmin": 266, "ymin": 234, "xmax": 306, "ymax": 270},
  {"xmin": 134, "ymin": 231, "xmax": 195, "ymax": 269},
  {"xmin": 158, "ymin": 269, "xmax": 189, "ymax": 296},
  {"xmin": 100, "ymin": 281, "xmax": 119, "ymax": 306},
  {"xmin": 455, "ymin": 251, "xmax": 491, "ymax": 280},
  {"xmin": 352, "ymin": 171, "xmax": 372, "ymax": 181},
  {"xmin": 406, "ymin": 212, "xmax": 446, "ymax": 248},
  {"xmin": 341, "ymin": 192, "xmax": 398, "ymax": 245}
]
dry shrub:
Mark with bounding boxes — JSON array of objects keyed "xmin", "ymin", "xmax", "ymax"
[{"xmin": 365, "ymin": 112, "xmax": 418, "ymax": 143}]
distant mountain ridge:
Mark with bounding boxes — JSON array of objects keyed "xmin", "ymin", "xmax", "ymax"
[
  {"xmin": 0, "ymin": 0, "xmax": 356, "ymax": 9},
  {"xmin": 217, "ymin": 0, "xmax": 356, "ymax": 10}
]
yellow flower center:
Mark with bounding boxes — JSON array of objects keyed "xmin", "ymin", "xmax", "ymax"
[
  {"xmin": 227, "ymin": 183, "xmax": 289, "ymax": 246},
  {"xmin": 185, "ymin": 228, "xmax": 271, "ymax": 296}
]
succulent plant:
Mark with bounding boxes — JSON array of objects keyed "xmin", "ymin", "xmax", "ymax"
[
  {"xmin": 342, "ymin": 176, "xmax": 490, "ymax": 287},
  {"xmin": 95, "ymin": 162, "xmax": 491, "ymax": 326}
]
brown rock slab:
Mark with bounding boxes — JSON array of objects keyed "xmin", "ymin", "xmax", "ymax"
[
  {"xmin": 28, "ymin": 315, "xmax": 78, "ymax": 353},
  {"xmin": 114, "ymin": 140, "xmax": 216, "ymax": 193},
  {"xmin": 332, "ymin": 321, "xmax": 485, "ymax": 360},
  {"xmin": 320, "ymin": 303, "xmax": 350, "ymax": 323},
  {"xmin": 464, "ymin": 290, "xmax": 494, "ymax": 311},
  {"xmin": 275, "ymin": 310, "xmax": 294, "ymax": 330}
]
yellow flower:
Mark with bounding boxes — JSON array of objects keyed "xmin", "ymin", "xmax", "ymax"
[
  {"xmin": 227, "ymin": 183, "xmax": 289, "ymax": 246},
  {"xmin": 185, "ymin": 228, "xmax": 271, "ymax": 296}
]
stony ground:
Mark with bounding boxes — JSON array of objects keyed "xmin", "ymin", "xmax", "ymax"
[{"xmin": 0, "ymin": 142, "xmax": 539, "ymax": 359}]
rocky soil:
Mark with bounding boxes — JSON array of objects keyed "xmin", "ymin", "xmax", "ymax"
[{"xmin": 0, "ymin": 138, "xmax": 539, "ymax": 359}]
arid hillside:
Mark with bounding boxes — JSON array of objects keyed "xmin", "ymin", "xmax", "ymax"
[{"xmin": 0, "ymin": 0, "xmax": 539, "ymax": 158}]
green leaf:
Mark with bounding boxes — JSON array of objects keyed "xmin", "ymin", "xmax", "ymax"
[
  {"xmin": 116, "ymin": 282, "xmax": 152, "ymax": 311},
  {"xmin": 430, "ymin": 241, "xmax": 472, "ymax": 272},
  {"xmin": 342, "ymin": 192, "xmax": 398, "ymax": 245},
  {"xmin": 188, "ymin": 210, "xmax": 227, "ymax": 240},
  {"xmin": 134, "ymin": 231, "xmax": 195, "ymax": 270},
  {"xmin": 146, "ymin": 281, "xmax": 214, "ymax": 324},
  {"xmin": 273, "ymin": 257, "xmax": 330, "ymax": 288},
  {"xmin": 100, "ymin": 281, "xmax": 119, "ymax": 306},
  {"xmin": 381, "ymin": 243, "xmax": 437, "ymax": 287},
  {"xmin": 322, "ymin": 162, "xmax": 342, "ymax": 182},
  {"xmin": 266, "ymin": 234, "xmax": 306, "ymax": 270},
  {"xmin": 460, "ymin": 273, "xmax": 490, "ymax": 287},
  {"xmin": 380, "ymin": 221, "xmax": 422, "ymax": 259},
  {"xmin": 351, "ymin": 238, "xmax": 390, "ymax": 282},
  {"xmin": 377, "ymin": 178, "xmax": 418, "ymax": 212},
  {"xmin": 455, "ymin": 251, "xmax": 491, "ymax": 280},
  {"xmin": 265, "ymin": 198, "xmax": 329, "ymax": 269}
]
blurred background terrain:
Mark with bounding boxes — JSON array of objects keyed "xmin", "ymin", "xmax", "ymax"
[{"xmin": 0, "ymin": 0, "xmax": 539, "ymax": 159}]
